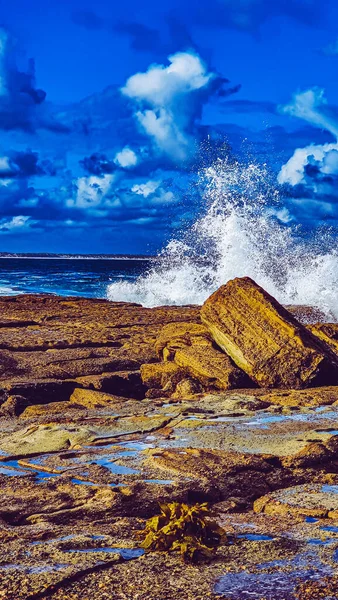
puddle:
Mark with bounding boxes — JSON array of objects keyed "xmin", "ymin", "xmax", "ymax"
[
  {"xmin": 305, "ymin": 517, "xmax": 319, "ymax": 523},
  {"xmin": 0, "ymin": 465, "xmax": 29, "ymax": 476},
  {"xmin": 145, "ymin": 479, "xmax": 174, "ymax": 485},
  {"xmin": 240, "ymin": 410, "xmax": 338, "ymax": 428},
  {"xmin": 322, "ymin": 485, "xmax": 338, "ymax": 494},
  {"xmin": 0, "ymin": 439, "xmax": 154, "ymax": 485},
  {"xmin": 214, "ymin": 552, "xmax": 333, "ymax": 599},
  {"xmin": 88, "ymin": 455, "xmax": 139, "ymax": 476},
  {"xmin": 1, "ymin": 459, "xmax": 60, "ymax": 482},
  {"xmin": 321, "ymin": 526, "xmax": 338, "ymax": 533},
  {"xmin": 66, "ymin": 547, "xmax": 144, "ymax": 560}
]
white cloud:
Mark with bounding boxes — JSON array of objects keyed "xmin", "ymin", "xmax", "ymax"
[
  {"xmin": 0, "ymin": 155, "xmax": 11, "ymax": 174},
  {"xmin": 122, "ymin": 52, "xmax": 212, "ymax": 106},
  {"xmin": 267, "ymin": 207, "xmax": 294, "ymax": 223},
  {"xmin": 149, "ymin": 189, "xmax": 175, "ymax": 205},
  {"xmin": 0, "ymin": 215, "xmax": 30, "ymax": 230},
  {"xmin": 121, "ymin": 51, "xmax": 215, "ymax": 161},
  {"xmin": 278, "ymin": 142, "xmax": 338, "ymax": 186},
  {"xmin": 69, "ymin": 174, "xmax": 115, "ymax": 209},
  {"xmin": 279, "ymin": 88, "xmax": 338, "ymax": 138},
  {"xmin": 131, "ymin": 180, "xmax": 160, "ymax": 197},
  {"xmin": 278, "ymin": 88, "xmax": 338, "ymax": 195},
  {"xmin": 114, "ymin": 147, "xmax": 138, "ymax": 168}
]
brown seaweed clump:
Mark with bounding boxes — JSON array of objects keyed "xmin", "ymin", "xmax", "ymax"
[{"xmin": 139, "ymin": 502, "xmax": 226, "ymax": 563}]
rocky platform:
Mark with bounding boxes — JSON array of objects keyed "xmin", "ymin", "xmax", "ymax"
[{"xmin": 2, "ymin": 281, "xmax": 338, "ymax": 599}]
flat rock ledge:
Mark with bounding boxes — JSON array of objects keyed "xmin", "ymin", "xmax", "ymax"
[{"xmin": 1, "ymin": 278, "xmax": 338, "ymax": 599}]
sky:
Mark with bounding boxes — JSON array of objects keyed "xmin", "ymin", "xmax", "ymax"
[{"xmin": 1, "ymin": 0, "xmax": 338, "ymax": 254}]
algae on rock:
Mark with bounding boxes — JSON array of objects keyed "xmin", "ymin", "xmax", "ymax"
[{"xmin": 139, "ymin": 502, "xmax": 226, "ymax": 563}]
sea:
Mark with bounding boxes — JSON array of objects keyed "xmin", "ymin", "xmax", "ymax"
[
  {"xmin": 0, "ymin": 256, "xmax": 153, "ymax": 300},
  {"xmin": 1, "ymin": 159, "xmax": 338, "ymax": 316}
]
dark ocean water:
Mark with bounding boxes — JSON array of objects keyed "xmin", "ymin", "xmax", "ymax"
[{"xmin": 0, "ymin": 257, "xmax": 152, "ymax": 298}]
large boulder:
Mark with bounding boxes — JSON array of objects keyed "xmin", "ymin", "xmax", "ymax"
[
  {"xmin": 174, "ymin": 345, "xmax": 250, "ymax": 390},
  {"xmin": 201, "ymin": 277, "xmax": 338, "ymax": 389}
]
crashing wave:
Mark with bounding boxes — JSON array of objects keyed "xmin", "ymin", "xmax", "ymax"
[{"xmin": 108, "ymin": 158, "xmax": 338, "ymax": 318}]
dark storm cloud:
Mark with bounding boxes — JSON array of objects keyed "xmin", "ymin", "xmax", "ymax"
[
  {"xmin": 0, "ymin": 28, "xmax": 69, "ymax": 133},
  {"xmin": 0, "ymin": 150, "xmax": 56, "ymax": 179},
  {"xmin": 80, "ymin": 153, "xmax": 116, "ymax": 176}
]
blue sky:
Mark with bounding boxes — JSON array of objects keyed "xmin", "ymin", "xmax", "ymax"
[{"xmin": 1, "ymin": 0, "xmax": 338, "ymax": 253}]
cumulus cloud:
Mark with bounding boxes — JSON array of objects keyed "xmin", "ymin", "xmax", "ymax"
[
  {"xmin": 122, "ymin": 51, "xmax": 237, "ymax": 161},
  {"xmin": 114, "ymin": 147, "xmax": 138, "ymax": 168},
  {"xmin": 131, "ymin": 180, "xmax": 160, "ymax": 197},
  {"xmin": 0, "ymin": 215, "xmax": 31, "ymax": 231},
  {"xmin": 278, "ymin": 142, "xmax": 338, "ymax": 187},
  {"xmin": 69, "ymin": 174, "xmax": 116, "ymax": 211},
  {"xmin": 278, "ymin": 87, "xmax": 338, "ymax": 221}
]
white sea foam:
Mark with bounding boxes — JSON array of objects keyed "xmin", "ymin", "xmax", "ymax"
[{"xmin": 107, "ymin": 159, "xmax": 338, "ymax": 317}]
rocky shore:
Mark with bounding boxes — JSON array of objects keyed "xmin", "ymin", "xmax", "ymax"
[{"xmin": 2, "ymin": 277, "xmax": 338, "ymax": 598}]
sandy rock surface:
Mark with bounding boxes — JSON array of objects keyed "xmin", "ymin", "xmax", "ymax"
[{"xmin": 1, "ymin": 283, "xmax": 338, "ymax": 599}]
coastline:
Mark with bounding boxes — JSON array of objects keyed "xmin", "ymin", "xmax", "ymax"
[{"xmin": 1, "ymin": 281, "xmax": 338, "ymax": 598}]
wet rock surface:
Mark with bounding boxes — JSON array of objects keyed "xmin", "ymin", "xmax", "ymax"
[
  {"xmin": 2, "ymin": 285, "xmax": 338, "ymax": 598},
  {"xmin": 201, "ymin": 277, "xmax": 338, "ymax": 388}
]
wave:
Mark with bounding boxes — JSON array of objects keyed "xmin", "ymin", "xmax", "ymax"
[{"xmin": 107, "ymin": 158, "xmax": 338, "ymax": 318}]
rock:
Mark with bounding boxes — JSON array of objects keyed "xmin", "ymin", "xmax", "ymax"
[
  {"xmin": 201, "ymin": 277, "xmax": 338, "ymax": 388},
  {"xmin": 75, "ymin": 371, "xmax": 146, "ymax": 399},
  {"xmin": 0, "ymin": 379, "xmax": 76, "ymax": 404},
  {"xmin": 172, "ymin": 377, "xmax": 203, "ymax": 398},
  {"xmin": 308, "ymin": 323, "xmax": 338, "ymax": 356},
  {"xmin": 155, "ymin": 322, "xmax": 211, "ymax": 360},
  {"xmin": 146, "ymin": 447, "xmax": 273, "ymax": 502},
  {"xmin": 259, "ymin": 387, "xmax": 338, "ymax": 407},
  {"xmin": 69, "ymin": 388, "xmax": 126, "ymax": 409},
  {"xmin": 254, "ymin": 483, "xmax": 338, "ymax": 519},
  {"xmin": 281, "ymin": 441, "xmax": 334, "ymax": 468},
  {"xmin": 0, "ymin": 424, "xmax": 98, "ymax": 455},
  {"xmin": 174, "ymin": 345, "xmax": 251, "ymax": 390},
  {"xmin": 21, "ymin": 401, "xmax": 79, "ymax": 418},
  {"xmin": 0, "ymin": 395, "xmax": 31, "ymax": 417},
  {"xmin": 140, "ymin": 362, "xmax": 186, "ymax": 389}
]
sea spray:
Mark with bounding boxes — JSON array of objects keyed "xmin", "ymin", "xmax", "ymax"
[{"xmin": 107, "ymin": 158, "xmax": 338, "ymax": 317}]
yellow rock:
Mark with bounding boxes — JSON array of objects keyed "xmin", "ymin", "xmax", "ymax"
[
  {"xmin": 308, "ymin": 323, "xmax": 338, "ymax": 356},
  {"xmin": 21, "ymin": 401, "xmax": 75, "ymax": 417},
  {"xmin": 155, "ymin": 322, "xmax": 211, "ymax": 360},
  {"xmin": 259, "ymin": 386, "xmax": 338, "ymax": 407},
  {"xmin": 201, "ymin": 277, "xmax": 338, "ymax": 389},
  {"xmin": 174, "ymin": 345, "xmax": 249, "ymax": 390},
  {"xmin": 69, "ymin": 387, "xmax": 122, "ymax": 408},
  {"xmin": 140, "ymin": 362, "xmax": 186, "ymax": 389}
]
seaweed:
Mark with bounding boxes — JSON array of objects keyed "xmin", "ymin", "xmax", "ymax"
[{"xmin": 139, "ymin": 502, "xmax": 226, "ymax": 563}]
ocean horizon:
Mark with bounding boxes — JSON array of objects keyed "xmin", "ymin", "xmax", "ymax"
[{"xmin": 0, "ymin": 255, "xmax": 153, "ymax": 299}]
